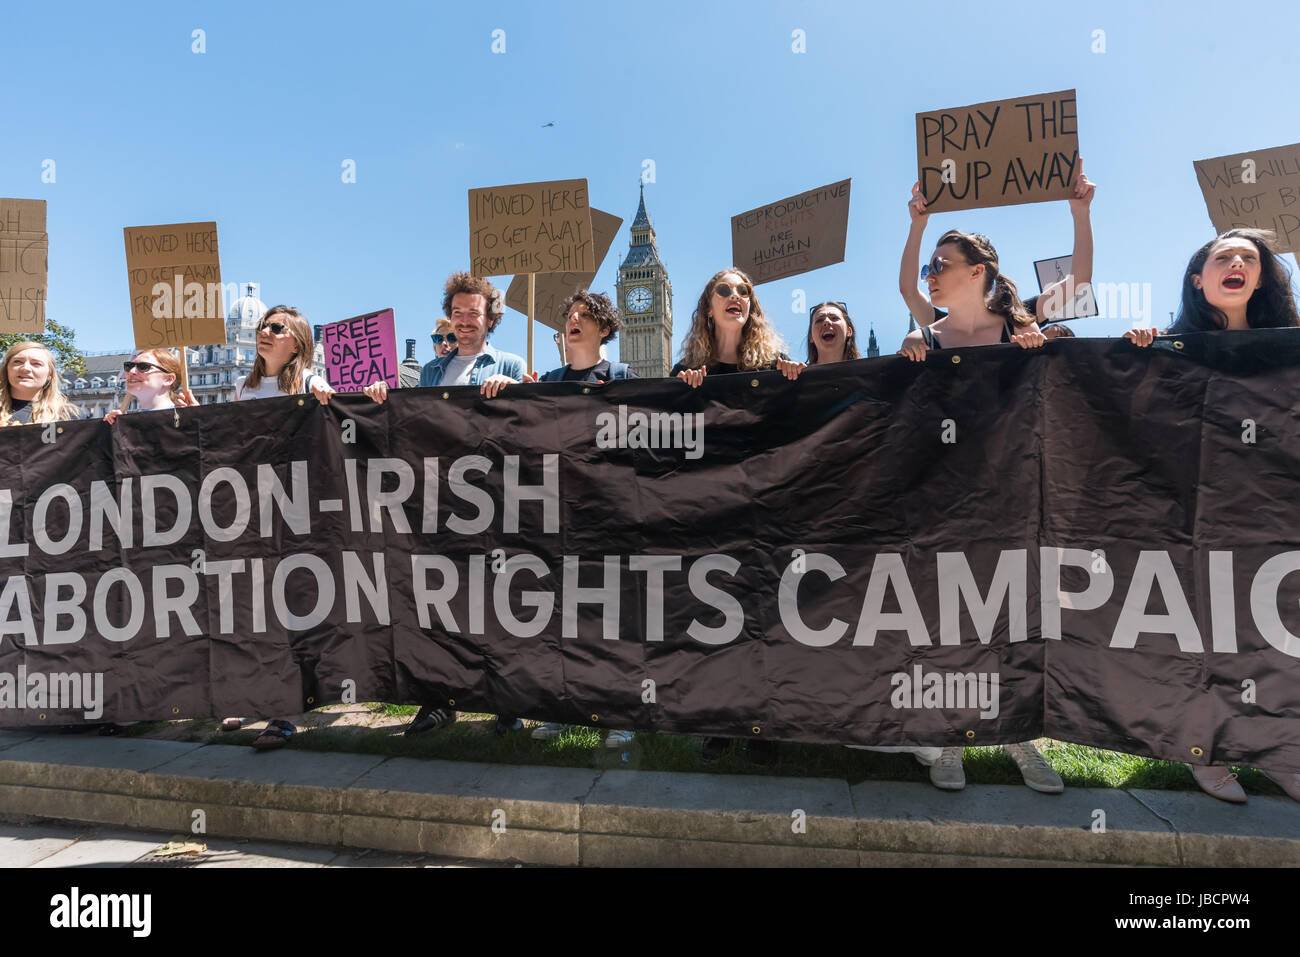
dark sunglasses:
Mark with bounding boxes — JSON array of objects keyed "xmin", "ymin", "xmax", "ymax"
[
  {"xmin": 810, "ymin": 302, "xmax": 848, "ymax": 320},
  {"xmin": 258, "ymin": 321, "xmax": 289, "ymax": 335},
  {"xmin": 920, "ymin": 256, "xmax": 969, "ymax": 281},
  {"xmin": 123, "ymin": 360, "xmax": 165, "ymax": 374},
  {"xmin": 431, "ymin": 333, "xmax": 458, "ymax": 346},
  {"xmin": 714, "ymin": 281, "xmax": 753, "ymax": 299}
]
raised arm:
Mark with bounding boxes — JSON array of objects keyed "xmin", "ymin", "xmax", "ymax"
[
  {"xmin": 899, "ymin": 182, "xmax": 937, "ymax": 328},
  {"xmin": 1038, "ymin": 159, "xmax": 1097, "ymax": 322}
]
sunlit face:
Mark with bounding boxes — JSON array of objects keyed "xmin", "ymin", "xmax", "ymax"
[
  {"xmin": 450, "ymin": 293, "xmax": 489, "ymax": 353},
  {"xmin": 925, "ymin": 242, "xmax": 982, "ymax": 307},
  {"xmin": 565, "ymin": 301, "xmax": 605, "ymax": 351},
  {"xmin": 1194, "ymin": 238, "xmax": 1263, "ymax": 315},
  {"xmin": 256, "ymin": 315, "xmax": 299, "ymax": 370},
  {"xmin": 710, "ymin": 271, "xmax": 752, "ymax": 326},
  {"xmin": 124, "ymin": 350, "xmax": 175, "ymax": 398},
  {"xmin": 810, "ymin": 306, "xmax": 849, "ymax": 361},
  {"xmin": 7, "ymin": 347, "xmax": 52, "ymax": 399}
]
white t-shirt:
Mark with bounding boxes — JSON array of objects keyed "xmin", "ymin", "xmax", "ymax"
[
  {"xmin": 234, "ymin": 372, "xmax": 319, "ymax": 401},
  {"xmin": 440, "ymin": 354, "xmax": 478, "ymax": 386}
]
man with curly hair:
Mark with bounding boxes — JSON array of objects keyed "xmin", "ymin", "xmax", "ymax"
[{"xmin": 364, "ymin": 272, "xmax": 529, "ymax": 403}]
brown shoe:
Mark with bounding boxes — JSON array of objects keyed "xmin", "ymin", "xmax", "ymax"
[
  {"xmin": 1262, "ymin": 770, "xmax": 1300, "ymax": 802},
  {"xmin": 1189, "ymin": 764, "xmax": 1246, "ymax": 803}
]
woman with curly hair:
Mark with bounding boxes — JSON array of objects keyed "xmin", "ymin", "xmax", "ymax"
[
  {"xmin": 0, "ymin": 341, "xmax": 80, "ymax": 426},
  {"xmin": 670, "ymin": 268, "xmax": 788, "ymax": 387}
]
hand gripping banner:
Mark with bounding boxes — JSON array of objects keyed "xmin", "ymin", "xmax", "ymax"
[{"xmin": 1, "ymin": 333, "xmax": 1298, "ymax": 770}]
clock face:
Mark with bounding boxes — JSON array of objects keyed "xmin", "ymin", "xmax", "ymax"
[{"xmin": 626, "ymin": 286, "xmax": 652, "ymax": 313}]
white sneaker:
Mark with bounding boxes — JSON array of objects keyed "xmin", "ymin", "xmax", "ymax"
[
  {"xmin": 844, "ymin": 746, "xmax": 942, "ymax": 766},
  {"xmin": 929, "ymin": 747, "xmax": 966, "ymax": 791},
  {"xmin": 1004, "ymin": 741, "xmax": 1065, "ymax": 794},
  {"xmin": 604, "ymin": 729, "xmax": 635, "ymax": 749},
  {"xmin": 530, "ymin": 722, "xmax": 568, "ymax": 740}
]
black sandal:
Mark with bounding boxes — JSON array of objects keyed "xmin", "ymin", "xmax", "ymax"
[{"xmin": 252, "ymin": 719, "xmax": 295, "ymax": 751}]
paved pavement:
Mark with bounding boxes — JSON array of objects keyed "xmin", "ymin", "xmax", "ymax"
[
  {"xmin": 0, "ymin": 730, "xmax": 1296, "ymax": 866},
  {"xmin": 0, "ymin": 820, "xmax": 513, "ymax": 868}
]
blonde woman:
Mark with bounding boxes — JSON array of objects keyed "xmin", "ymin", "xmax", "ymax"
[
  {"xmin": 671, "ymin": 268, "xmax": 788, "ymax": 387},
  {"xmin": 0, "ymin": 341, "xmax": 80, "ymax": 426}
]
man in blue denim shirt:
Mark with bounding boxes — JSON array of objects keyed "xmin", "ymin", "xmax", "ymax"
[{"xmin": 365, "ymin": 272, "xmax": 531, "ymax": 402}]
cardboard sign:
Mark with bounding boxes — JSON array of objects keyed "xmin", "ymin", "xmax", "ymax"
[
  {"xmin": 1032, "ymin": 254, "xmax": 1098, "ymax": 320},
  {"xmin": 123, "ymin": 221, "xmax": 225, "ymax": 348},
  {"xmin": 468, "ymin": 178, "xmax": 594, "ymax": 278},
  {"xmin": 322, "ymin": 308, "xmax": 399, "ymax": 390},
  {"xmin": 1193, "ymin": 143, "xmax": 1300, "ymax": 254},
  {"xmin": 505, "ymin": 208, "xmax": 623, "ymax": 330},
  {"xmin": 730, "ymin": 179, "xmax": 851, "ymax": 284},
  {"xmin": 0, "ymin": 198, "xmax": 48, "ymax": 333},
  {"xmin": 916, "ymin": 89, "xmax": 1079, "ymax": 213}
]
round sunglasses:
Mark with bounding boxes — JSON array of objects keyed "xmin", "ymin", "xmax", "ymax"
[
  {"xmin": 123, "ymin": 360, "xmax": 166, "ymax": 374},
  {"xmin": 431, "ymin": 333, "xmax": 458, "ymax": 346},
  {"xmin": 714, "ymin": 281, "xmax": 753, "ymax": 299}
]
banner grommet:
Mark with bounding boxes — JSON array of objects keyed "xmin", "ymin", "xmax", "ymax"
[
  {"xmin": 965, "ymin": 730, "xmax": 975, "ymax": 739},
  {"xmin": 751, "ymin": 726, "xmax": 761, "ymax": 735},
  {"xmin": 750, "ymin": 379, "xmax": 759, "ymax": 387},
  {"xmin": 172, "ymin": 707, "xmax": 179, "ymax": 714},
  {"xmin": 1190, "ymin": 746, "xmax": 1204, "ymax": 757},
  {"xmin": 448, "ymin": 698, "xmax": 455, "ymax": 706},
  {"xmin": 297, "ymin": 399, "xmax": 304, "ymax": 406},
  {"xmin": 38, "ymin": 713, "xmax": 46, "ymax": 721},
  {"xmin": 1173, "ymin": 340, "xmax": 1185, "ymax": 350},
  {"xmin": 442, "ymin": 392, "xmax": 449, "ymax": 399},
  {"xmin": 952, "ymin": 356, "xmax": 961, "ymax": 365},
  {"xmin": 590, "ymin": 713, "xmax": 599, "ymax": 723},
  {"xmin": 306, "ymin": 696, "xmax": 314, "ymax": 705}
]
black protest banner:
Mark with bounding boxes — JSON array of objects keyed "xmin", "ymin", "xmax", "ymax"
[
  {"xmin": 2, "ymin": 335, "xmax": 1299, "ymax": 770},
  {"xmin": 916, "ymin": 89, "xmax": 1079, "ymax": 213},
  {"xmin": 1194, "ymin": 143, "xmax": 1300, "ymax": 254}
]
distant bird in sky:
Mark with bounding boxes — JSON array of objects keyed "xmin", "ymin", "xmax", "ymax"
[{"xmin": 541, "ymin": 122, "xmax": 554, "ymax": 128}]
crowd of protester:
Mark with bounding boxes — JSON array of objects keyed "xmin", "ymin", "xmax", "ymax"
[{"xmin": 5, "ymin": 169, "xmax": 1299, "ymax": 804}]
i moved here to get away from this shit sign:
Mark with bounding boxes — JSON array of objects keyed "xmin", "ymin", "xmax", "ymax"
[
  {"xmin": 915, "ymin": 89, "xmax": 1079, "ymax": 213},
  {"xmin": 468, "ymin": 179, "xmax": 594, "ymax": 278},
  {"xmin": 123, "ymin": 221, "xmax": 226, "ymax": 349}
]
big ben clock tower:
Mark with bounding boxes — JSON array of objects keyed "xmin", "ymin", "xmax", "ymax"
[{"xmin": 615, "ymin": 184, "xmax": 673, "ymax": 377}]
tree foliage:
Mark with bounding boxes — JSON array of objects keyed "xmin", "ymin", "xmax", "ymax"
[{"xmin": 0, "ymin": 318, "xmax": 87, "ymax": 376}]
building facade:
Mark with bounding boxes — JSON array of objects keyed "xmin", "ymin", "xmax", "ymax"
[{"xmin": 614, "ymin": 186, "xmax": 673, "ymax": 377}]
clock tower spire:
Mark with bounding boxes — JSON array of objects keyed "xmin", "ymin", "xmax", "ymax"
[{"xmin": 616, "ymin": 183, "xmax": 673, "ymax": 377}]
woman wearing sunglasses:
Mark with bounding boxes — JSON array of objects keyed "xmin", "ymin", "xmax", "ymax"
[
  {"xmin": 897, "ymin": 163, "xmax": 1095, "ymax": 359},
  {"xmin": 103, "ymin": 349, "xmax": 193, "ymax": 423},
  {"xmin": 235, "ymin": 306, "xmax": 333, "ymax": 406},
  {"xmin": 671, "ymin": 269, "xmax": 788, "ymax": 387},
  {"xmin": 894, "ymin": 177, "xmax": 1096, "ymax": 793},
  {"xmin": 1124, "ymin": 228, "xmax": 1300, "ymax": 805},
  {"xmin": 431, "ymin": 317, "xmax": 457, "ymax": 359}
]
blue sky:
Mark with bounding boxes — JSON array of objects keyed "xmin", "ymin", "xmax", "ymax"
[{"xmin": 3, "ymin": 0, "xmax": 1298, "ymax": 367}]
